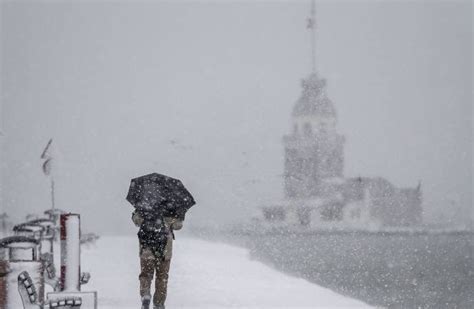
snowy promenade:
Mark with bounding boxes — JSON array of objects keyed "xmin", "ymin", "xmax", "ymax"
[{"xmin": 82, "ymin": 236, "xmax": 371, "ymax": 309}]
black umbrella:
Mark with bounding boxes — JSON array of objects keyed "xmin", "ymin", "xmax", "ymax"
[{"xmin": 126, "ymin": 173, "xmax": 195, "ymax": 219}]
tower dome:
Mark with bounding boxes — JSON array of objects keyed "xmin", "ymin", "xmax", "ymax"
[{"xmin": 292, "ymin": 73, "xmax": 336, "ymax": 118}]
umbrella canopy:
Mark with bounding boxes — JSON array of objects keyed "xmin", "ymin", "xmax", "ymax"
[{"xmin": 126, "ymin": 173, "xmax": 195, "ymax": 219}]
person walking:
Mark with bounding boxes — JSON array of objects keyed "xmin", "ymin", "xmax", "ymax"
[
  {"xmin": 132, "ymin": 208, "xmax": 183, "ymax": 309},
  {"xmin": 126, "ymin": 173, "xmax": 196, "ymax": 309}
]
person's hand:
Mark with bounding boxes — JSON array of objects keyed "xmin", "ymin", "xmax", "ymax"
[
  {"xmin": 171, "ymin": 220, "xmax": 183, "ymax": 230},
  {"xmin": 131, "ymin": 211, "xmax": 144, "ymax": 227}
]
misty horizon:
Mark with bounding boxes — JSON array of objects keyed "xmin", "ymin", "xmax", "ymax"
[{"xmin": 1, "ymin": 0, "xmax": 472, "ymax": 234}]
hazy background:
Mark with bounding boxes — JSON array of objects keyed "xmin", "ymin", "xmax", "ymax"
[{"xmin": 1, "ymin": 0, "xmax": 472, "ymax": 234}]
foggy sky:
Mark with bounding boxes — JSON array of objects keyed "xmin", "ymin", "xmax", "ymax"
[{"xmin": 1, "ymin": 1, "xmax": 472, "ymax": 234}]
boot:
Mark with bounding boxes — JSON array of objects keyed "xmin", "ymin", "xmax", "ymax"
[
  {"xmin": 153, "ymin": 305, "xmax": 165, "ymax": 309},
  {"xmin": 141, "ymin": 295, "xmax": 151, "ymax": 309}
]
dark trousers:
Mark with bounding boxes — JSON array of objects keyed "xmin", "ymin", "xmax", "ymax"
[{"xmin": 139, "ymin": 248, "xmax": 171, "ymax": 306}]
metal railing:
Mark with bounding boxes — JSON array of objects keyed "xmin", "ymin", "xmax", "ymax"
[{"xmin": 0, "ymin": 210, "xmax": 98, "ymax": 309}]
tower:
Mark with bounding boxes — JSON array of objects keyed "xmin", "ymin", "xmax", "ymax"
[{"xmin": 283, "ymin": 1, "xmax": 344, "ymax": 199}]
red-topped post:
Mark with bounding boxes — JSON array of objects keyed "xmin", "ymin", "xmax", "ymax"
[{"xmin": 60, "ymin": 213, "xmax": 81, "ymax": 292}]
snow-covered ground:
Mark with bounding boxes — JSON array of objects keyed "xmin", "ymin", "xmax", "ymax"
[{"xmin": 81, "ymin": 236, "xmax": 371, "ymax": 309}]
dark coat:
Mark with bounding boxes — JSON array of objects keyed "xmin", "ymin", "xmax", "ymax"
[{"xmin": 132, "ymin": 210, "xmax": 183, "ymax": 260}]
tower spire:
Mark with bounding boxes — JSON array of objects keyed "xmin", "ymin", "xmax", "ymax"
[{"xmin": 306, "ymin": 0, "xmax": 317, "ymax": 73}]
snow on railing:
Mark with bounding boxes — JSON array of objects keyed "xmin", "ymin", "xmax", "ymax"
[
  {"xmin": 18, "ymin": 270, "xmax": 82, "ymax": 309},
  {"xmin": 0, "ymin": 236, "xmax": 43, "ymax": 308},
  {"xmin": 0, "ymin": 211, "xmax": 98, "ymax": 309},
  {"xmin": 47, "ymin": 213, "xmax": 97, "ymax": 308}
]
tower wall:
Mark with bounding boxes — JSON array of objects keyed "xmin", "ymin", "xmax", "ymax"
[
  {"xmin": 283, "ymin": 72, "xmax": 344, "ymax": 199},
  {"xmin": 283, "ymin": 130, "xmax": 344, "ymax": 199}
]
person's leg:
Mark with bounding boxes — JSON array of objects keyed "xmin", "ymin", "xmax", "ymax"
[
  {"xmin": 139, "ymin": 248, "xmax": 156, "ymax": 301},
  {"xmin": 153, "ymin": 258, "xmax": 171, "ymax": 307}
]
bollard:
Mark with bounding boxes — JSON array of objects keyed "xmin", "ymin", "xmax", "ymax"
[
  {"xmin": 0, "ymin": 236, "xmax": 43, "ymax": 309},
  {"xmin": 26, "ymin": 219, "xmax": 55, "ymax": 258},
  {"xmin": 14, "ymin": 220, "xmax": 55, "ymax": 259},
  {"xmin": 14, "ymin": 220, "xmax": 59, "ymax": 291},
  {"xmin": 13, "ymin": 224, "xmax": 43, "ymax": 241}
]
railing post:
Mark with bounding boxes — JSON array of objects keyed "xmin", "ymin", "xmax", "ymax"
[{"xmin": 60, "ymin": 214, "xmax": 81, "ymax": 292}]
